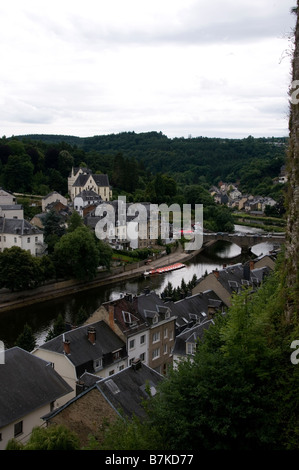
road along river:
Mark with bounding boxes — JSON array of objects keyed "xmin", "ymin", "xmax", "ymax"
[{"xmin": 0, "ymin": 225, "xmax": 276, "ymax": 348}]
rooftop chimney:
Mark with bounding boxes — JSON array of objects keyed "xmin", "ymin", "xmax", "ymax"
[
  {"xmin": 213, "ymin": 269, "xmax": 219, "ymax": 279},
  {"xmin": 87, "ymin": 326, "xmax": 96, "ymax": 344},
  {"xmin": 131, "ymin": 358, "xmax": 142, "ymax": 371},
  {"xmin": 63, "ymin": 337, "xmax": 70, "ymax": 355}
]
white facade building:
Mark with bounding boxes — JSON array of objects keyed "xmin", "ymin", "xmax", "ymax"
[{"xmin": 0, "ymin": 218, "xmax": 46, "ymax": 256}]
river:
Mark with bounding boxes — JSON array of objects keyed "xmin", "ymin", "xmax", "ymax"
[{"xmin": 0, "ymin": 225, "xmax": 275, "ymax": 349}]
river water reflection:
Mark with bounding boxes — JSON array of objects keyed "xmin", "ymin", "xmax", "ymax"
[{"xmin": 0, "ymin": 225, "xmax": 275, "ymax": 348}]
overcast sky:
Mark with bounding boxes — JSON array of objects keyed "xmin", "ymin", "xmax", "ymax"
[{"xmin": 0, "ymin": 0, "xmax": 296, "ymax": 139}]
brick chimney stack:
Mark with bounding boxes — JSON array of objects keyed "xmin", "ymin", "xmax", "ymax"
[
  {"xmin": 213, "ymin": 269, "xmax": 219, "ymax": 279},
  {"xmin": 87, "ymin": 326, "xmax": 96, "ymax": 345},
  {"xmin": 63, "ymin": 336, "xmax": 70, "ymax": 355}
]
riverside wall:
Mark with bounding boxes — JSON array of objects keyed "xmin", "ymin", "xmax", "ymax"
[{"xmin": 0, "ymin": 245, "xmax": 209, "ymax": 312}]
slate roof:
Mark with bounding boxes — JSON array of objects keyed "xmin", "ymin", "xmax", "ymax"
[
  {"xmin": 75, "ymin": 189, "xmax": 102, "ymax": 201},
  {"xmin": 97, "ymin": 363, "xmax": 163, "ymax": 418},
  {"xmin": 44, "ymin": 362, "xmax": 164, "ymax": 425},
  {"xmin": 172, "ymin": 320, "xmax": 214, "ymax": 357},
  {"xmin": 102, "ymin": 296, "xmax": 148, "ymax": 337},
  {"xmin": 0, "ymin": 347, "xmax": 72, "ymax": 428},
  {"xmin": 166, "ymin": 290, "xmax": 224, "ymax": 333},
  {"xmin": 0, "ymin": 217, "xmax": 42, "ymax": 235},
  {"xmin": 73, "ymin": 173, "xmax": 110, "ymax": 188},
  {"xmin": 71, "ymin": 167, "xmax": 92, "ymax": 177},
  {"xmin": 39, "ymin": 321, "xmax": 126, "ymax": 376},
  {"xmin": 134, "ymin": 291, "xmax": 173, "ymax": 321},
  {"xmin": 205, "ymin": 262, "xmax": 271, "ymax": 296}
]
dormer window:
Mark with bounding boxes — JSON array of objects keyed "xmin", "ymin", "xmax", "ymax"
[
  {"xmin": 165, "ymin": 310, "xmax": 170, "ymax": 319},
  {"xmin": 153, "ymin": 315, "xmax": 158, "ymax": 324},
  {"xmin": 186, "ymin": 342, "xmax": 196, "ymax": 355},
  {"xmin": 113, "ymin": 349, "xmax": 121, "ymax": 361},
  {"xmin": 94, "ymin": 358, "xmax": 103, "ymax": 371}
]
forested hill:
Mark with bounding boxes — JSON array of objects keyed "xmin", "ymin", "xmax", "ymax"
[{"xmin": 15, "ymin": 132, "xmax": 287, "ymax": 190}]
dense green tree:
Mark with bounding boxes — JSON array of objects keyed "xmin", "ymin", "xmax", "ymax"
[
  {"xmin": 46, "ymin": 313, "xmax": 66, "ymax": 341},
  {"xmin": 3, "ymin": 155, "xmax": 34, "ymax": 192},
  {"xmin": 15, "ymin": 324, "xmax": 36, "ymax": 352},
  {"xmin": 36, "ymin": 255, "xmax": 56, "ymax": 283},
  {"xmin": 97, "ymin": 239, "xmax": 113, "ymax": 269},
  {"xmin": 53, "ymin": 226, "xmax": 101, "ymax": 280},
  {"xmin": 6, "ymin": 425, "xmax": 80, "ymax": 450},
  {"xmin": 183, "ymin": 184, "xmax": 214, "ymax": 206},
  {"xmin": 75, "ymin": 306, "xmax": 89, "ymax": 326},
  {"xmin": 147, "ymin": 269, "xmax": 296, "ymax": 450},
  {"xmin": 58, "ymin": 150, "xmax": 74, "ymax": 178},
  {"xmin": 85, "ymin": 415, "xmax": 162, "ymax": 451},
  {"xmin": 0, "ymin": 247, "xmax": 42, "ymax": 291},
  {"xmin": 47, "ymin": 168, "xmax": 67, "ymax": 195},
  {"xmin": 42, "ymin": 210, "xmax": 66, "ymax": 253},
  {"xmin": 44, "ymin": 147, "xmax": 59, "ymax": 169},
  {"xmin": 67, "ymin": 211, "xmax": 83, "ymax": 233}
]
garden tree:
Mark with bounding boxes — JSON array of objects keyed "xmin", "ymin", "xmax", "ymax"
[
  {"xmin": 53, "ymin": 226, "xmax": 102, "ymax": 281},
  {"xmin": 36, "ymin": 255, "xmax": 56, "ymax": 284},
  {"xmin": 161, "ymin": 275, "xmax": 198, "ymax": 301},
  {"xmin": 75, "ymin": 306, "xmax": 89, "ymax": 326},
  {"xmin": 0, "ymin": 247, "xmax": 43, "ymax": 291},
  {"xmin": 85, "ymin": 415, "xmax": 162, "ymax": 451},
  {"xmin": 67, "ymin": 210, "xmax": 83, "ymax": 232},
  {"xmin": 42, "ymin": 209, "xmax": 66, "ymax": 253},
  {"xmin": 97, "ymin": 239, "xmax": 113, "ymax": 269},
  {"xmin": 6, "ymin": 425, "xmax": 80, "ymax": 450},
  {"xmin": 46, "ymin": 313, "xmax": 66, "ymax": 341},
  {"xmin": 15, "ymin": 324, "xmax": 36, "ymax": 352}
]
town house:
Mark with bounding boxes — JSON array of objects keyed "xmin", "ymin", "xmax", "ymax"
[
  {"xmin": 0, "ymin": 347, "xmax": 72, "ymax": 450},
  {"xmin": 91, "ymin": 291, "xmax": 176, "ymax": 374},
  {"xmin": 33, "ymin": 321, "xmax": 128, "ymax": 395},
  {"xmin": 0, "ymin": 218, "xmax": 46, "ymax": 256},
  {"xmin": 43, "ymin": 361, "xmax": 163, "ymax": 448}
]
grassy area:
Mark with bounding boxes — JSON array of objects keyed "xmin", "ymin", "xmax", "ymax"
[
  {"xmin": 112, "ymin": 253, "xmax": 139, "ymax": 263},
  {"xmin": 232, "ymin": 212, "xmax": 286, "ymax": 232}
]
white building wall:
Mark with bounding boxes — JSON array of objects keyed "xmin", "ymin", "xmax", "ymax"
[
  {"xmin": 0, "ymin": 190, "xmax": 15, "ymax": 205},
  {"xmin": 0, "ymin": 403, "xmax": 50, "ymax": 450},
  {"xmin": 0, "ymin": 232, "xmax": 44, "ymax": 256},
  {"xmin": 127, "ymin": 330, "xmax": 149, "ymax": 366}
]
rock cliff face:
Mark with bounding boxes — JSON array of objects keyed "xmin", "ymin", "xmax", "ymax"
[{"xmin": 285, "ymin": 4, "xmax": 299, "ymax": 322}]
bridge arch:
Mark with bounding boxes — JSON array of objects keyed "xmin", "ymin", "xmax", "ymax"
[{"xmin": 202, "ymin": 232, "xmax": 285, "ymax": 253}]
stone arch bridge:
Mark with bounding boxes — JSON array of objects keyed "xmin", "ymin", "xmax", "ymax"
[{"xmin": 202, "ymin": 231, "xmax": 285, "ymax": 253}]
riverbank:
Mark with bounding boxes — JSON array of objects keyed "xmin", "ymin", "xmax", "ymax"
[
  {"xmin": 0, "ymin": 244, "xmax": 209, "ymax": 313},
  {"xmin": 232, "ymin": 212, "xmax": 286, "ymax": 232}
]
